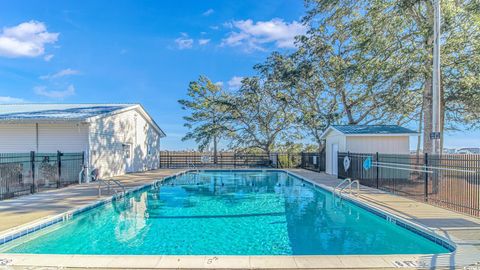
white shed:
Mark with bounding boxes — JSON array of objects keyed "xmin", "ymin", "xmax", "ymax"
[
  {"xmin": 0, "ymin": 104, "xmax": 166, "ymax": 178},
  {"xmin": 320, "ymin": 125, "xmax": 417, "ymax": 175}
]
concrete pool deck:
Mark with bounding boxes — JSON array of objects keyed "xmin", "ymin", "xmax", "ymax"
[{"xmin": 0, "ymin": 168, "xmax": 479, "ymax": 269}]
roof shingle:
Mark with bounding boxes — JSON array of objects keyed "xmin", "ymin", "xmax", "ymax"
[
  {"xmin": 331, "ymin": 125, "xmax": 417, "ymax": 135},
  {"xmin": 0, "ymin": 104, "xmax": 134, "ymax": 121}
]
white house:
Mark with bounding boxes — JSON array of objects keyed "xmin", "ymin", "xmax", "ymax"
[
  {"xmin": 0, "ymin": 104, "xmax": 166, "ymax": 178},
  {"xmin": 320, "ymin": 125, "xmax": 417, "ymax": 175}
]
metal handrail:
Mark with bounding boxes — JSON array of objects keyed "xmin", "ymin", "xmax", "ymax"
[
  {"xmin": 333, "ymin": 178, "xmax": 351, "ymax": 196},
  {"xmin": 187, "ymin": 160, "xmax": 196, "ymax": 170},
  {"xmin": 339, "ymin": 180, "xmax": 360, "ymax": 196},
  {"xmin": 78, "ymin": 167, "xmax": 85, "ymax": 184},
  {"xmin": 97, "ymin": 179, "xmax": 126, "ymax": 197}
]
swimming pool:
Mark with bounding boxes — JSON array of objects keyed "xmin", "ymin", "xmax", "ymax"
[{"xmin": 1, "ymin": 170, "xmax": 451, "ymax": 255}]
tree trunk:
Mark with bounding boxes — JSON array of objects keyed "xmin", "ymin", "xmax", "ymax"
[
  {"xmin": 423, "ymin": 73, "xmax": 433, "ymax": 154},
  {"xmin": 213, "ymin": 136, "xmax": 218, "ymax": 164},
  {"xmin": 416, "ymin": 108, "xmax": 423, "ymax": 157}
]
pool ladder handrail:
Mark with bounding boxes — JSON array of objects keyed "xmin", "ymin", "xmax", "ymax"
[
  {"xmin": 188, "ymin": 160, "xmax": 201, "ymax": 173},
  {"xmin": 187, "ymin": 160, "xmax": 197, "ymax": 170},
  {"xmin": 78, "ymin": 166, "xmax": 85, "ymax": 184},
  {"xmin": 97, "ymin": 179, "xmax": 126, "ymax": 197},
  {"xmin": 341, "ymin": 180, "xmax": 360, "ymax": 196},
  {"xmin": 333, "ymin": 178, "xmax": 360, "ymax": 197},
  {"xmin": 333, "ymin": 178, "xmax": 351, "ymax": 195}
]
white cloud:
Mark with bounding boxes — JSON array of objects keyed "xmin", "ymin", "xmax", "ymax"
[
  {"xmin": 0, "ymin": 20, "xmax": 59, "ymax": 58},
  {"xmin": 175, "ymin": 33, "xmax": 194, "ymax": 49},
  {"xmin": 44, "ymin": 54, "xmax": 54, "ymax": 62},
  {"xmin": 34, "ymin": 84, "xmax": 75, "ymax": 99},
  {"xmin": 227, "ymin": 76, "xmax": 243, "ymax": 90},
  {"xmin": 214, "ymin": 81, "xmax": 224, "ymax": 88},
  {"xmin": 198, "ymin": 39, "xmax": 210, "ymax": 45},
  {"xmin": 0, "ymin": 96, "xmax": 26, "ymax": 104},
  {"xmin": 40, "ymin": 68, "xmax": 80, "ymax": 80},
  {"xmin": 202, "ymin": 9, "xmax": 214, "ymax": 16},
  {"xmin": 221, "ymin": 18, "xmax": 307, "ymax": 51}
]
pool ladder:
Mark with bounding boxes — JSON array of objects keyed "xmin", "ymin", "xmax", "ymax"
[
  {"xmin": 97, "ymin": 179, "xmax": 126, "ymax": 197},
  {"xmin": 333, "ymin": 178, "xmax": 360, "ymax": 197}
]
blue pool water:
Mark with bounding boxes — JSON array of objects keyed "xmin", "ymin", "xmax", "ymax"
[{"xmin": 2, "ymin": 171, "xmax": 449, "ymax": 255}]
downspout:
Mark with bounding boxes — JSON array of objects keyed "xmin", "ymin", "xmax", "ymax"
[
  {"xmin": 35, "ymin": 123, "xmax": 39, "ymax": 152},
  {"xmin": 86, "ymin": 122, "xmax": 91, "ymax": 183}
]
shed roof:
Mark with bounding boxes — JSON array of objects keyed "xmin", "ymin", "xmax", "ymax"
[
  {"xmin": 331, "ymin": 125, "xmax": 417, "ymax": 134},
  {"xmin": 320, "ymin": 125, "xmax": 417, "ymax": 139}
]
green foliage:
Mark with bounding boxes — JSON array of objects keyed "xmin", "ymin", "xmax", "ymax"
[
  {"xmin": 275, "ymin": 141, "xmax": 318, "ymax": 153},
  {"xmin": 300, "ymin": 0, "xmax": 421, "ymax": 126},
  {"xmin": 254, "ymin": 52, "xmax": 339, "ymax": 150},
  {"xmin": 300, "ymin": 0, "xmax": 480, "ymax": 152},
  {"xmin": 222, "ymin": 76, "xmax": 298, "ymax": 155},
  {"xmin": 178, "ymin": 76, "xmax": 233, "ymax": 152},
  {"xmin": 179, "ymin": 0, "xmax": 480, "ymax": 154}
]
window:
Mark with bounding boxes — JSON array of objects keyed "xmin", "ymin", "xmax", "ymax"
[{"xmin": 123, "ymin": 143, "xmax": 131, "ymax": 159}]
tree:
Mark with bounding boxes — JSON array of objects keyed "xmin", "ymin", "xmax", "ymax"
[
  {"xmin": 254, "ymin": 52, "xmax": 340, "ymax": 156},
  {"xmin": 396, "ymin": 0, "xmax": 479, "ymax": 152},
  {"xmin": 178, "ymin": 76, "xmax": 231, "ymax": 163},
  {"xmin": 300, "ymin": 0, "xmax": 420, "ymax": 128},
  {"xmin": 224, "ymin": 76, "xmax": 296, "ymax": 156},
  {"xmin": 302, "ymin": 0, "xmax": 480, "ymax": 153}
]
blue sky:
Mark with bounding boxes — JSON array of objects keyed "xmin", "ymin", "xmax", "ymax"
[{"xmin": 0, "ymin": 0, "xmax": 478, "ymax": 150}]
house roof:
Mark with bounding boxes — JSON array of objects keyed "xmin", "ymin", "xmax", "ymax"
[
  {"xmin": 0, "ymin": 104, "xmax": 133, "ymax": 121},
  {"xmin": 0, "ymin": 103, "xmax": 166, "ymax": 137},
  {"xmin": 320, "ymin": 125, "xmax": 417, "ymax": 139}
]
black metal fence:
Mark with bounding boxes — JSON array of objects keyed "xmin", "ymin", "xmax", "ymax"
[
  {"xmin": 159, "ymin": 152, "xmax": 304, "ymax": 169},
  {"xmin": 338, "ymin": 152, "xmax": 480, "ymax": 217},
  {"xmin": 160, "ymin": 152, "xmax": 271, "ymax": 168},
  {"xmin": 300, "ymin": 152, "xmax": 326, "ymax": 172},
  {"xmin": 0, "ymin": 151, "xmax": 85, "ymax": 200}
]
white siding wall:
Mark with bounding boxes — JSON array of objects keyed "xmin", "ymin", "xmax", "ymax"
[
  {"xmin": 37, "ymin": 123, "xmax": 89, "ymax": 152},
  {"xmin": 346, "ymin": 136, "xmax": 410, "ymax": 154},
  {"xmin": 324, "ymin": 133, "xmax": 411, "ymax": 175},
  {"xmin": 325, "ymin": 130, "xmax": 346, "ymax": 175},
  {"xmin": 0, "ymin": 124, "xmax": 36, "ymax": 152},
  {"xmin": 89, "ymin": 109, "xmax": 161, "ymax": 178},
  {"xmin": 0, "ymin": 123, "xmax": 88, "ymax": 153}
]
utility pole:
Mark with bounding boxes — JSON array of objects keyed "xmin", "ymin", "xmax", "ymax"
[{"xmin": 431, "ymin": 0, "xmax": 442, "ymax": 154}]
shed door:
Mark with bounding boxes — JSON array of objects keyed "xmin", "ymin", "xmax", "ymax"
[{"xmin": 331, "ymin": 144, "xmax": 338, "ymax": 175}]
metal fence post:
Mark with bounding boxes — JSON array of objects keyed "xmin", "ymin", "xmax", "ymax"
[
  {"xmin": 347, "ymin": 151, "xmax": 350, "ymax": 178},
  {"xmin": 376, "ymin": 152, "xmax": 379, "ymax": 189},
  {"xmin": 30, "ymin": 151, "xmax": 35, "ymax": 193},
  {"xmin": 316, "ymin": 153, "xmax": 319, "ymax": 172},
  {"xmin": 424, "ymin": 152, "xmax": 429, "ymax": 202},
  {"xmin": 300, "ymin": 152, "xmax": 304, "ymax": 168},
  {"xmin": 57, "ymin": 151, "xmax": 62, "ymax": 188}
]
